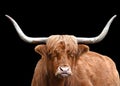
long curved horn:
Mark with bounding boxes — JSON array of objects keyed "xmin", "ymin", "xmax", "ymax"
[
  {"xmin": 76, "ymin": 15, "xmax": 117, "ymax": 44},
  {"xmin": 6, "ymin": 15, "xmax": 117, "ymax": 44},
  {"xmin": 5, "ymin": 15, "xmax": 48, "ymax": 43}
]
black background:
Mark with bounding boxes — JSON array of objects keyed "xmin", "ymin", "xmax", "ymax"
[{"xmin": 0, "ymin": 2, "xmax": 120, "ymax": 86}]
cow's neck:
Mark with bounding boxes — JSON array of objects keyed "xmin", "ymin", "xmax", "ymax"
[{"xmin": 47, "ymin": 74, "xmax": 65, "ymax": 86}]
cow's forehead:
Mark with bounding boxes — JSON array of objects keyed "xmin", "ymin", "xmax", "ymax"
[
  {"xmin": 46, "ymin": 35, "xmax": 78, "ymax": 52},
  {"xmin": 47, "ymin": 35, "xmax": 77, "ymax": 45}
]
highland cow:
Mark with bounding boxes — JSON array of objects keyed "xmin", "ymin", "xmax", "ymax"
[{"xmin": 5, "ymin": 15, "xmax": 120, "ymax": 86}]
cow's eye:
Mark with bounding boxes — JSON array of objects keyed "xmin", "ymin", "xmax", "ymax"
[
  {"xmin": 52, "ymin": 53, "xmax": 59, "ymax": 58},
  {"xmin": 67, "ymin": 53, "xmax": 72, "ymax": 57},
  {"xmin": 68, "ymin": 53, "xmax": 75, "ymax": 58},
  {"xmin": 70, "ymin": 54, "xmax": 74, "ymax": 57},
  {"xmin": 68, "ymin": 52, "xmax": 76, "ymax": 58}
]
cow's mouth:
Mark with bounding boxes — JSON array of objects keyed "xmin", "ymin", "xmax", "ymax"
[
  {"xmin": 56, "ymin": 72, "xmax": 72, "ymax": 78},
  {"xmin": 60, "ymin": 73, "xmax": 71, "ymax": 77}
]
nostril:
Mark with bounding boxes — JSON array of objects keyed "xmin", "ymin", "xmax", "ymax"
[{"xmin": 60, "ymin": 67, "xmax": 63, "ymax": 71}]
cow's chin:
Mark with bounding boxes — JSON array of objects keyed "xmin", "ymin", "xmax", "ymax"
[{"xmin": 55, "ymin": 72, "xmax": 72, "ymax": 78}]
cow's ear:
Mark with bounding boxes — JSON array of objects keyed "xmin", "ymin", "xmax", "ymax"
[
  {"xmin": 34, "ymin": 44, "xmax": 47, "ymax": 56},
  {"xmin": 78, "ymin": 44, "xmax": 89, "ymax": 56}
]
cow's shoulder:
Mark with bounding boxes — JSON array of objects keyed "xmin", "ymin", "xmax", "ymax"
[
  {"xmin": 77, "ymin": 51, "xmax": 117, "ymax": 72},
  {"xmin": 80, "ymin": 51, "xmax": 114, "ymax": 63}
]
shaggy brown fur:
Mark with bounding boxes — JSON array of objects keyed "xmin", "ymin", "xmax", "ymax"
[{"xmin": 31, "ymin": 35, "xmax": 120, "ymax": 86}]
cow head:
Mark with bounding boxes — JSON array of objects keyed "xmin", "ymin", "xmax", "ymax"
[{"xmin": 35, "ymin": 35, "xmax": 89, "ymax": 78}]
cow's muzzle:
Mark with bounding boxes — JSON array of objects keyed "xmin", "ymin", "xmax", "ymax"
[{"xmin": 55, "ymin": 66, "xmax": 72, "ymax": 78}]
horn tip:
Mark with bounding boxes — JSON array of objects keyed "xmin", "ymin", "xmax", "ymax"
[
  {"xmin": 113, "ymin": 14, "xmax": 117, "ymax": 18},
  {"xmin": 5, "ymin": 14, "xmax": 9, "ymax": 17},
  {"xmin": 5, "ymin": 14, "xmax": 11, "ymax": 19}
]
